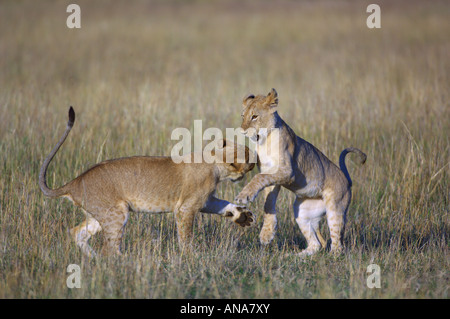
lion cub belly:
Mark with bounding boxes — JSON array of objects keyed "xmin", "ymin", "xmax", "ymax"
[{"xmin": 128, "ymin": 197, "xmax": 174, "ymax": 214}]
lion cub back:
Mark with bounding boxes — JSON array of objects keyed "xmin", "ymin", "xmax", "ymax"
[{"xmin": 66, "ymin": 156, "xmax": 215, "ymax": 214}]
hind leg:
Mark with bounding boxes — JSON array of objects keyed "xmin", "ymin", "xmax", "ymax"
[
  {"xmin": 96, "ymin": 202, "xmax": 129, "ymax": 256},
  {"xmin": 260, "ymin": 185, "xmax": 281, "ymax": 245},
  {"xmin": 70, "ymin": 212, "xmax": 102, "ymax": 258},
  {"xmin": 294, "ymin": 198, "xmax": 327, "ymax": 257},
  {"xmin": 324, "ymin": 189, "xmax": 351, "ymax": 254}
]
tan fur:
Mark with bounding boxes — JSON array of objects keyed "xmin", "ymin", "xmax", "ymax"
[
  {"xmin": 236, "ymin": 89, "xmax": 367, "ymax": 256},
  {"xmin": 39, "ymin": 107, "xmax": 255, "ymax": 257}
]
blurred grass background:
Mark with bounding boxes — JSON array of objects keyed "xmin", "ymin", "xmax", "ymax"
[{"xmin": 0, "ymin": 0, "xmax": 448, "ymax": 298}]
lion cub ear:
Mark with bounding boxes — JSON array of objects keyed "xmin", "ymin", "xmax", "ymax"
[
  {"xmin": 265, "ymin": 88, "xmax": 278, "ymax": 112},
  {"xmin": 242, "ymin": 94, "xmax": 255, "ymax": 108}
]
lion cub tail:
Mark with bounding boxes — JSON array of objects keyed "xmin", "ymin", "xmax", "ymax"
[
  {"xmin": 339, "ymin": 147, "xmax": 367, "ymax": 188},
  {"xmin": 39, "ymin": 107, "xmax": 75, "ymax": 198}
]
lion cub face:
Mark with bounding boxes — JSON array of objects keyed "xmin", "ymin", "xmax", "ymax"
[
  {"xmin": 214, "ymin": 139, "xmax": 255, "ymax": 182},
  {"xmin": 240, "ymin": 88, "xmax": 279, "ymax": 142}
]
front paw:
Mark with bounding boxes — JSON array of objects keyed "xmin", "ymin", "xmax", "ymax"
[
  {"xmin": 235, "ymin": 189, "xmax": 257, "ymax": 205},
  {"xmin": 225, "ymin": 206, "xmax": 255, "ymax": 228},
  {"xmin": 235, "ymin": 193, "xmax": 248, "ymax": 205}
]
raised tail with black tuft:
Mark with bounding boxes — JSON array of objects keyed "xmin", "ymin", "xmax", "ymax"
[
  {"xmin": 39, "ymin": 107, "xmax": 75, "ymax": 198},
  {"xmin": 339, "ymin": 147, "xmax": 367, "ymax": 188}
]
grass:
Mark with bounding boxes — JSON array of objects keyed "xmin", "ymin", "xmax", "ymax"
[{"xmin": 0, "ymin": 0, "xmax": 448, "ymax": 298}]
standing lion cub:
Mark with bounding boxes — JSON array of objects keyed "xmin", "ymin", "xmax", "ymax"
[
  {"xmin": 236, "ymin": 89, "xmax": 366, "ymax": 257},
  {"xmin": 39, "ymin": 107, "xmax": 255, "ymax": 257}
]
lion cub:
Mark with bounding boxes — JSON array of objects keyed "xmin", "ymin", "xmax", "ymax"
[
  {"xmin": 39, "ymin": 107, "xmax": 255, "ymax": 257},
  {"xmin": 236, "ymin": 89, "xmax": 366, "ymax": 257}
]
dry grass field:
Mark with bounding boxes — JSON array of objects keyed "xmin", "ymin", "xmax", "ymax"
[{"xmin": 0, "ymin": 0, "xmax": 448, "ymax": 298}]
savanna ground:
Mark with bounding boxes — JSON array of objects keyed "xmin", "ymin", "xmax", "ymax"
[{"xmin": 0, "ymin": 0, "xmax": 448, "ymax": 299}]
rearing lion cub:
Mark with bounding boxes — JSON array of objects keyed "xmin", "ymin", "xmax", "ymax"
[
  {"xmin": 39, "ymin": 107, "xmax": 255, "ymax": 257},
  {"xmin": 236, "ymin": 89, "xmax": 366, "ymax": 257}
]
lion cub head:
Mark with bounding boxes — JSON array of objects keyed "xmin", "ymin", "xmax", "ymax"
[
  {"xmin": 212, "ymin": 139, "xmax": 255, "ymax": 182},
  {"xmin": 240, "ymin": 88, "xmax": 279, "ymax": 143}
]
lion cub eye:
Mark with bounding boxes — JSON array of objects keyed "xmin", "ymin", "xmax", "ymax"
[{"xmin": 251, "ymin": 115, "xmax": 258, "ymax": 121}]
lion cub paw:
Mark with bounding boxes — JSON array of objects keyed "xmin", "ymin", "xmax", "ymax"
[
  {"xmin": 259, "ymin": 215, "xmax": 277, "ymax": 245},
  {"xmin": 259, "ymin": 228, "xmax": 276, "ymax": 245},
  {"xmin": 235, "ymin": 187, "xmax": 257, "ymax": 205},
  {"xmin": 295, "ymin": 247, "xmax": 320, "ymax": 259},
  {"xmin": 225, "ymin": 206, "xmax": 255, "ymax": 228}
]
